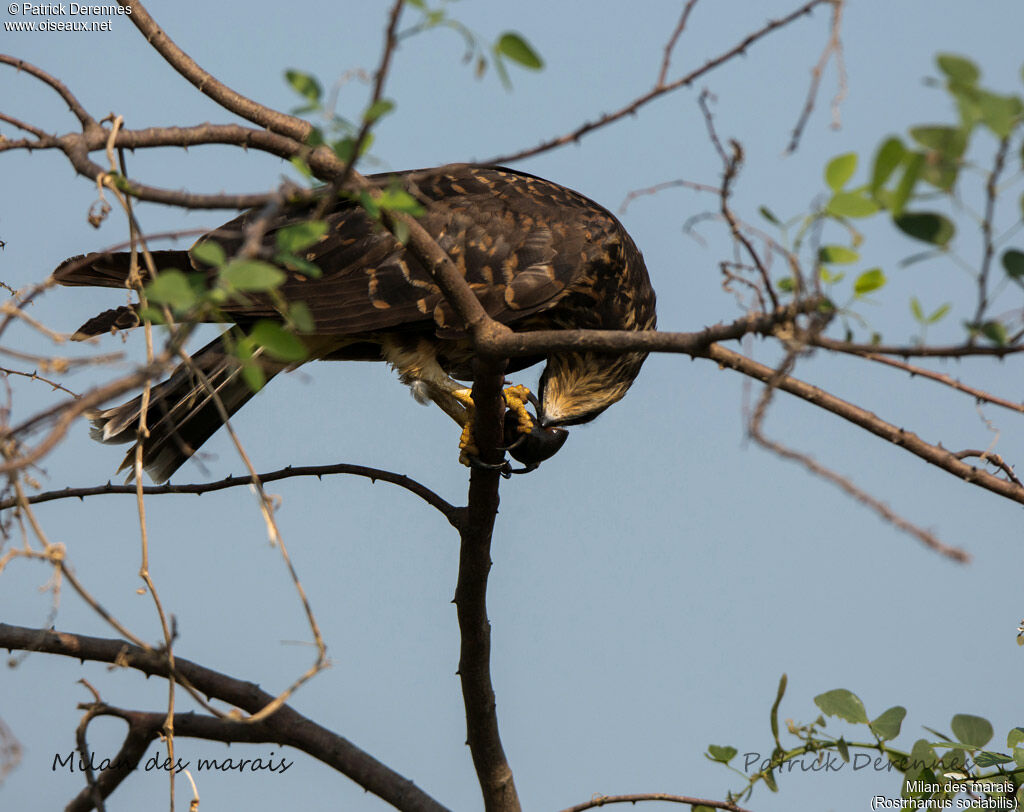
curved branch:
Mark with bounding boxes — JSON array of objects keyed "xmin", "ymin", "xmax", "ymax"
[
  {"xmin": 3, "ymin": 463, "xmax": 463, "ymax": 526},
  {"xmin": 702, "ymin": 343, "xmax": 1024, "ymax": 507},
  {"xmin": 486, "ymin": 0, "xmax": 831, "ymax": 165},
  {"xmin": 559, "ymin": 793, "xmax": 752, "ymax": 812},
  {"xmin": 0, "ymin": 623, "xmax": 451, "ymax": 812},
  {"xmin": 119, "ymin": 1, "xmax": 310, "ymax": 143},
  {"xmin": 849, "ymin": 351, "xmax": 1024, "ymax": 415},
  {"xmin": 0, "ymin": 54, "xmax": 96, "ymax": 128}
]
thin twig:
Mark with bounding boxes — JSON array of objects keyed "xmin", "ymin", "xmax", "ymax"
[
  {"xmin": 746, "ymin": 351, "xmax": 969, "ymax": 562},
  {"xmin": 0, "ymin": 463, "xmax": 461, "ymax": 522},
  {"xmin": 852, "ymin": 351, "xmax": 1024, "ymax": 415},
  {"xmin": 972, "ymin": 135, "xmax": 1012, "ymax": 327},
  {"xmin": 560, "ymin": 793, "xmax": 752, "ymax": 812},
  {"xmin": 704, "ymin": 341, "xmax": 1024, "ymax": 514},
  {"xmin": 786, "ymin": 0, "xmax": 846, "ymax": 153},
  {"xmin": 656, "ymin": 0, "xmax": 702, "ymax": 87},
  {"xmin": 486, "ymin": 0, "xmax": 832, "ymax": 165}
]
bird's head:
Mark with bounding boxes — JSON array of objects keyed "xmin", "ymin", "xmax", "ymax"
[{"xmin": 504, "ymin": 350, "xmax": 648, "ymax": 470}]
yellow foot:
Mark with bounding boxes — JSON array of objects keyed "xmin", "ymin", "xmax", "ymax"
[{"xmin": 453, "ymin": 384, "xmax": 537, "ymax": 466}]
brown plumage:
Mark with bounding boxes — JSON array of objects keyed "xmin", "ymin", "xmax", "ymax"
[{"xmin": 53, "ymin": 165, "xmax": 657, "ymax": 482}]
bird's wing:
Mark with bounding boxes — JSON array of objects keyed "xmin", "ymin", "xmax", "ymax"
[{"xmin": 203, "ymin": 165, "xmax": 624, "ymax": 336}]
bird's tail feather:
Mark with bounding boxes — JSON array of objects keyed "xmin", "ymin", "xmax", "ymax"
[
  {"xmin": 91, "ymin": 335, "xmax": 277, "ymax": 483},
  {"xmin": 53, "ymin": 250, "xmax": 192, "ymax": 288}
]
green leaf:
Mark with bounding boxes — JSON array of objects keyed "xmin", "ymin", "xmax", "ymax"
[
  {"xmin": 895, "ymin": 212, "xmax": 955, "ymax": 247},
  {"xmin": 927, "ymin": 303, "xmax": 951, "ymax": 324},
  {"xmin": 190, "ymin": 240, "xmax": 226, "ymax": 268},
  {"xmin": 909, "ymin": 125, "xmax": 967, "ymax": 158},
  {"xmin": 978, "ymin": 91, "xmax": 1023, "ymax": 138},
  {"xmin": 814, "ymin": 689, "xmax": 868, "ymax": 724},
  {"xmin": 871, "ymin": 137, "xmax": 906, "ymax": 194},
  {"xmin": 975, "ymin": 751, "xmax": 1014, "ymax": 767},
  {"xmin": 377, "ymin": 187, "xmax": 425, "ymax": 215},
  {"xmin": 290, "ymin": 157, "xmax": 314, "ymax": 180},
  {"xmin": 762, "ymin": 769, "xmax": 778, "ymax": 792},
  {"xmin": 219, "ymin": 260, "xmax": 286, "ymax": 292},
  {"xmin": 819, "ymin": 267, "xmax": 845, "ymax": 284},
  {"xmin": 249, "ymin": 321, "xmax": 307, "ymax": 362},
  {"xmin": 363, "ymin": 98, "xmax": 396, "ymax": 124},
  {"xmin": 144, "ymin": 270, "xmax": 199, "ymax": 313},
  {"xmin": 870, "ymin": 706, "xmax": 907, "ymax": 741},
  {"xmin": 950, "ymin": 712, "xmax": 991, "ymax": 749},
  {"xmin": 825, "ymin": 153, "xmax": 857, "ymax": 192},
  {"xmin": 819, "ymin": 245, "xmax": 859, "ymax": 264},
  {"xmin": 275, "ymin": 252, "xmax": 323, "ymax": 278},
  {"xmin": 333, "ymin": 133, "xmax": 375, "ymax": 164},
  {"xmin": 904, "ymin": 739, "xmax": 937, "ymax": 783},
  {"xmin": 937, "ymin": 54, "xmax": 980, "ymax": 85},
  {"xmin": 1002, "ymin": 249, "xmax": 1024, "ymax": 279},
  {"xmin": 241, "ymin": 361, "xmax": 266, "ymax": 393},
  {"xmin": 827, "ymin": 191, "xmax": 880, "ymax": 218},
  {"xmin": 836, "ymin": 738, "xmax": 850, "ymax": 762},
  {"xmin": 275, "ymin": 221, "xmax": 328, "ymax": 254},
  {"xmin": 495, "ymin": 32, "xmax": 544, "ymax": 70},
  {"xmin": 776, "ymin": 277, "xmax": 795, "ymax": 292},
  {"xmin": 1007, "ymin": 727, "xmax": 1024, "ymax": 749},
  {"xmin": 287, "ymin": 301, "xmax": 316, "ymax": 334},
  {"xmin": 706, "ymin": 745, "xmax": 737, "ymax": 764},
  {"xmin": 910, "ymin": 297, "xmax": 925, "ymax": 323},
  {"xmin": 770, "ymin": 674, "xmax": 787, "ymax": 746},
  {"xmin": 892, "ymin": 152, "xmax": 925, "ymax": 216},
  {"xmin": 285, "ymin": 69, "xmax": 322, "ymax": 103},
  {"xmin": 978, "ymin": 320, "xmax": 1008, "ymax": 346},
  {"xmin": 759, "ymin": 205, "xmax": 781, "ymax": 225},
  {"xmin": 854, "ymin": 268, "xmax": 886, "ymax": 296}
]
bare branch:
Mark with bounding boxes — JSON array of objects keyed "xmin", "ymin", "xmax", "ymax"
[
  {"xmin": 810, "ymin": 335, "xmax": 1024, "ymax": 358},
  {"xmin": 973, "ymin": 134, "xmax": 1012, "ymax": 327},
  {"xmin": 0, "ymin": 462, "xmax": 462, "ymax": 523},
  {"xmin": 487, "ymin": 0, "xmax": 832, "ymax": 165},
  {"xmin": 560, "ymin": 793, "xmax": 752, "ymax": 812},
  {"xmin": 656, "ymin": 0, "xmax": 702, "ymax": 88},
  {"xmin": 850, "ymin": 351, "xmax": 1024, "ymax": 416},
  {"xmin": 953, "ymin": 449, "xmax": 1023, "ymax": 487},
  {"xmin": 455, "ymin": 358, "xmax": 521, "ymax": 812},
  {"xmin": 785, "ymin": 0, "xmax": 846, "ymax": 153},
  {"xmin": 118, "ymin": 1, "xmax": 310, "ymax": 143},
  {"xmin": 483, "ymin": 298, "xmax": 826, "ymax": 357},
  {"xmin": 0, "ymin": 54, "xmax": 96, "ymax": 128},
  {"xmin": 746, "ymin": 352, "xmax": 969, "ymax": 563},
  {"xmin": 704, "ymin": 342, "xmax": 1024, "ymax": 508},
  {"xmin": 0, "ymin": 622, "xmax": 452, "ymax": 812}
]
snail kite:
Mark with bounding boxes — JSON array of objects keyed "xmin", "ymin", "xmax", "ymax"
[{"xmin": 53, "ymin": 165, "xmax": 657, "ymax": 482}]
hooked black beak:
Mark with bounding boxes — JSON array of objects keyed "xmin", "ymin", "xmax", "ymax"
[{"xmin": 502, "ymin": 409, "xmax": 569, "ymax": 469}]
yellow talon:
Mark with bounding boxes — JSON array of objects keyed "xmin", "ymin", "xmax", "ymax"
[
  {"xmin": 502, "ymin": 384, "xmax": 534, "ymax": 434},
  {"xmin": 453, "ymin": 384, "xmax": 536, "ymax": 466}
]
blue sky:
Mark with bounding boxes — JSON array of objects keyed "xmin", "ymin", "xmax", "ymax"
[{"xmin": 3, "ymin": 1, "xmax": 1024, "ymax": 811}]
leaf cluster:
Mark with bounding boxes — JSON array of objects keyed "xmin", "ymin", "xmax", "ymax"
[{"xmin": 706, "ymin": 677, "xmax": 1024, "ymax": 808}]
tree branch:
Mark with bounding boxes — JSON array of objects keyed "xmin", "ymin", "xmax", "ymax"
[
  {"xmin": 0, "ymin": 623, "xmax": 451, "ymax": 812},
  {"xmin": 454, "ymin": 357, "xmax": 521, "ymax": 812},
  {"xmin": 486, "ymin": 0, "xmax": 832, "ymax": 165},
  {"xmin": 2, "ymin": 463, "xmax": 463, "ymax": 526},
  {"xmin": 702, "ymin": 343, "xmax": 1024, "ymax": 507},
  {"xmin": 559, "ymin": 793, "xmax": 752, "ymax": 812}
]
